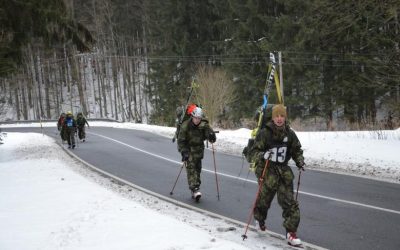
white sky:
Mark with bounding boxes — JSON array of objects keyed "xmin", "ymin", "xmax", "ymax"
[{"xmin": 1, "ymin": 122, "xmax": 399, "ymax": 250}]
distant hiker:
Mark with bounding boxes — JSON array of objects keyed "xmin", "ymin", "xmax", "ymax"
[
  {"xmin": 63, "ymin": 111, "xmax": 77, "ymax": 149},
  {"xmin": 76, "ymin": 112, "xmax": 89, "ymax": 142},
  {"xmin": 57, "ymin": 112, "xmax": 67, "ymax": 142},
  {"xmin": 177, "ymin": 107, "xmax": 217, "ymax": 201},
  {"xmin": 250, "ymin": 104, "xmax": 305, "ymax": 246},
  {"xmin": 0, "ymin": 129, "xmax": 4, "ymax": 145}
]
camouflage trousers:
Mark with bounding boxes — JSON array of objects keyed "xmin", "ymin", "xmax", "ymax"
[
  {"xmin": 65, "ymin": 127, "xmax": 76, "ymax": 146},
  {"xmin": 185, "ymin": 157, "xmax": 202, "ymax": 191},
  {"xmin": 60, "ymin": 128, "xmax": 68, "ymax": 141},
  {"xmin": 254, "ymin": 164, "xmax": 300, "ymax": 232},
  {"xmin": 78, "ymin": 126, "xmax": 86, "ymax": 140}
]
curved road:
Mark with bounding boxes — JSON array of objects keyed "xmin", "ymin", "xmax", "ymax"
[{"xmin": 2, "ymin": 126, "xmax": 400, "ymax": 250}]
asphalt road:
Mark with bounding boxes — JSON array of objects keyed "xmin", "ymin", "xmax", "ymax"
[{"xmin": 3, "ymin": 126, "xmax": 400, "ymax": 250}]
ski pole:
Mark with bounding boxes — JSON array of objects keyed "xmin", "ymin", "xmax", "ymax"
[
  {"xmin": 295, "ymin": 169, "xmax": 302, "ymax": 201},
  {"xmin": 242, "ymin": 167, "xmax": 252, "ymax": 188},
  {"xmin": 85, "ymin": 126, "xmax": 88, "ymax": 141},
  {"xmin": 242, "ymin": 157, "xmax": 270, "ymax": 241},
  {"xmin": 40, "ymin": 117, "xmax": 43, "ymax": 136},
  {"xmin": 235, "ymin": 155, "xmax": 245, "ymax": 185},
  {"xmin": 211, "ymin": 143, "xmax": 220, "ymax": 201},
  {"xmin": 75, "ymin": 128, "xmax": 79, "ymax": 148},
  {"xmin": 170, "ymin": 162, "xmax": 186, "ymax": 195}
]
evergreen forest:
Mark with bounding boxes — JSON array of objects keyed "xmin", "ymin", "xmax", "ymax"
[{"xmin": 0, "ymin": 0, "xmax": 399, "ymax": 130}]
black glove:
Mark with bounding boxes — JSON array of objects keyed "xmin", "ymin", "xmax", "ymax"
[
  {"xmin": 208, "ymin": 132, "xmax": 216, "ymax": 143},
  {"xmin": 296, "ymin": 160, "xmax": 305, "ymax": 171},
  {"xmin": 242, "ymin": 146, "xmax": 248, "ymax": 156},
  {"xmin": 181, "ymin": 151, "xmax": 189, "ymax": 162}
]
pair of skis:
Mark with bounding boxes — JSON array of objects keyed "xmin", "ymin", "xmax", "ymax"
[{"xmin": 172, "ymin": 81, "xmax": 199, "ymax": 143}]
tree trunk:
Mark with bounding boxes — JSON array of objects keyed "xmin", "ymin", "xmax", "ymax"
[
  {"xmin": 15, "ymin": 87, "xmax": 20, "ymax": 120},
  {"xmin": 111, "ymin": 56, "xmax": 119, "ymax": 120},
  {"xmin": 45, "ymin": 62, "xmax": 51, "ymax": 118},
  {"xmin": 36, "ymin": 55, "xmax": 44, "ymax": 119},
  {"xmin": 20, "ymin": 76, "xmax": 28, "ymax": 120},
  {"xmin": 142, "ymin": 24, "xmax": 149, "ymax": 121},
  {"xmin": 64, "ymin": 46, "xmax": 73, "ymax": 112},
  {"xmin": 73, "ymin": 52, "xmax": 87, "ymax": 115},
  {"xmin": 100, "ymin": 55, "xmax": 108, "ymax": 117}
]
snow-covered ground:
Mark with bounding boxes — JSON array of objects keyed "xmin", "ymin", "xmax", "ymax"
[
  {"xmin": 1, "ymin": 121, "xmax": 399, "ymax": 250},
  {"xmin": 1, "ymin": 132, "xmax": 292, "ymax": 250}
]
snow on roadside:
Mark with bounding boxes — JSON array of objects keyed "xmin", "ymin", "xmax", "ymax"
[{"xmin": 0, "ymin": 133, "xmax": 286, "ymax": 250}]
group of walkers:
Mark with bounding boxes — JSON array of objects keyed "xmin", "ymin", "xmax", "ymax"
[
  {"xmin": 55, "ymin": 103, "xmax": 305, "ymax": 246},
  {"xmin": 174, "ymin": 104, "xmax": 305, "ymax": 247},
  {"xmin": 57, "ymin": 111, "xmax": 89, "ymax": 149}
]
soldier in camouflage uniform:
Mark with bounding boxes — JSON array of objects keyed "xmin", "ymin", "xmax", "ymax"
[
  {"xmin": 177, "ymin": 107, "xmax": 216, "ymax": 201},
  {"xmin": 63, "ymin": 111, "xmax": 77, "ymax": 149},
  {"xmin": 250, "ymin": 104, "xmax": 305, "ymax": 246},
  {"xmin": 57, "ymin": 112, "xmax": 67, "ymax": 142},
  {"xmin": 76, "ymin": 112, "xmax": 89, "ymax": 142}
]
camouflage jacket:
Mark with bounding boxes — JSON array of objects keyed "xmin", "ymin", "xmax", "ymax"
[
  {"xmin": 57, "ymin": 115, "xmax": 66, "ymax": 130},
  {"xmin": 177, "ymin": 118, "xmax": 214, "ymax": 159},
  {"xmin": 250, "ymin": 121, "xmax": 304, "ymax": 172},
  {"xmin": 76, "ymin": 116, "xmax": 89, "ymax": 128}
]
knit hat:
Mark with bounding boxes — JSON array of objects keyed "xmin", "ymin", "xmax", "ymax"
[{"xmin": 272, "ymin": 104, "xmax": 287, "ymax": 119}]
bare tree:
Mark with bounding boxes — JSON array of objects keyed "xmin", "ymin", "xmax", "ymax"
[{"xmin": 195, "ymin": 65, "xmax": 237, "ymax": 126}]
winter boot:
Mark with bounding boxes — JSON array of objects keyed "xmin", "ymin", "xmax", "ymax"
[
  {"xmin": 286, "ymin": 232, "xmax": 302, "ymax": 246},
  {"xmin": 72, "ymin": 144, "xmax": 76, "ymax": 149},
  {"xmin": 256, "ymin": 220, "xmax": 266, "ymax": 231},
  {"xmin": 191, "ymin": 188, "xmax": 202, "ymax": 202}
]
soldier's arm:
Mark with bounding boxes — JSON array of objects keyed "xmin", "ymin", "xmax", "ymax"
[
  {"xmin": 249, "ymin": 128, "xmax": 268, "ymax": 163},
  {"xmin": 177, "ymin": 122, "xmax": 189, "ymax": 153},
  {"xmin": 204, "ymin": 122, "xmax": 216, "ymax": 142},
  {"xmin": 290, "ymin": 130, "xmax": 305, "ymax": 168}
]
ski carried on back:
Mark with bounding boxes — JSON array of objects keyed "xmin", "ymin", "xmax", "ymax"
[
  {"xmin": 172, "ymin": 81, "xmax": 199, "ymax": 143},
  {"xmin": 242, "ymin": 52, "xmax": 283, "ymax": 170}
]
